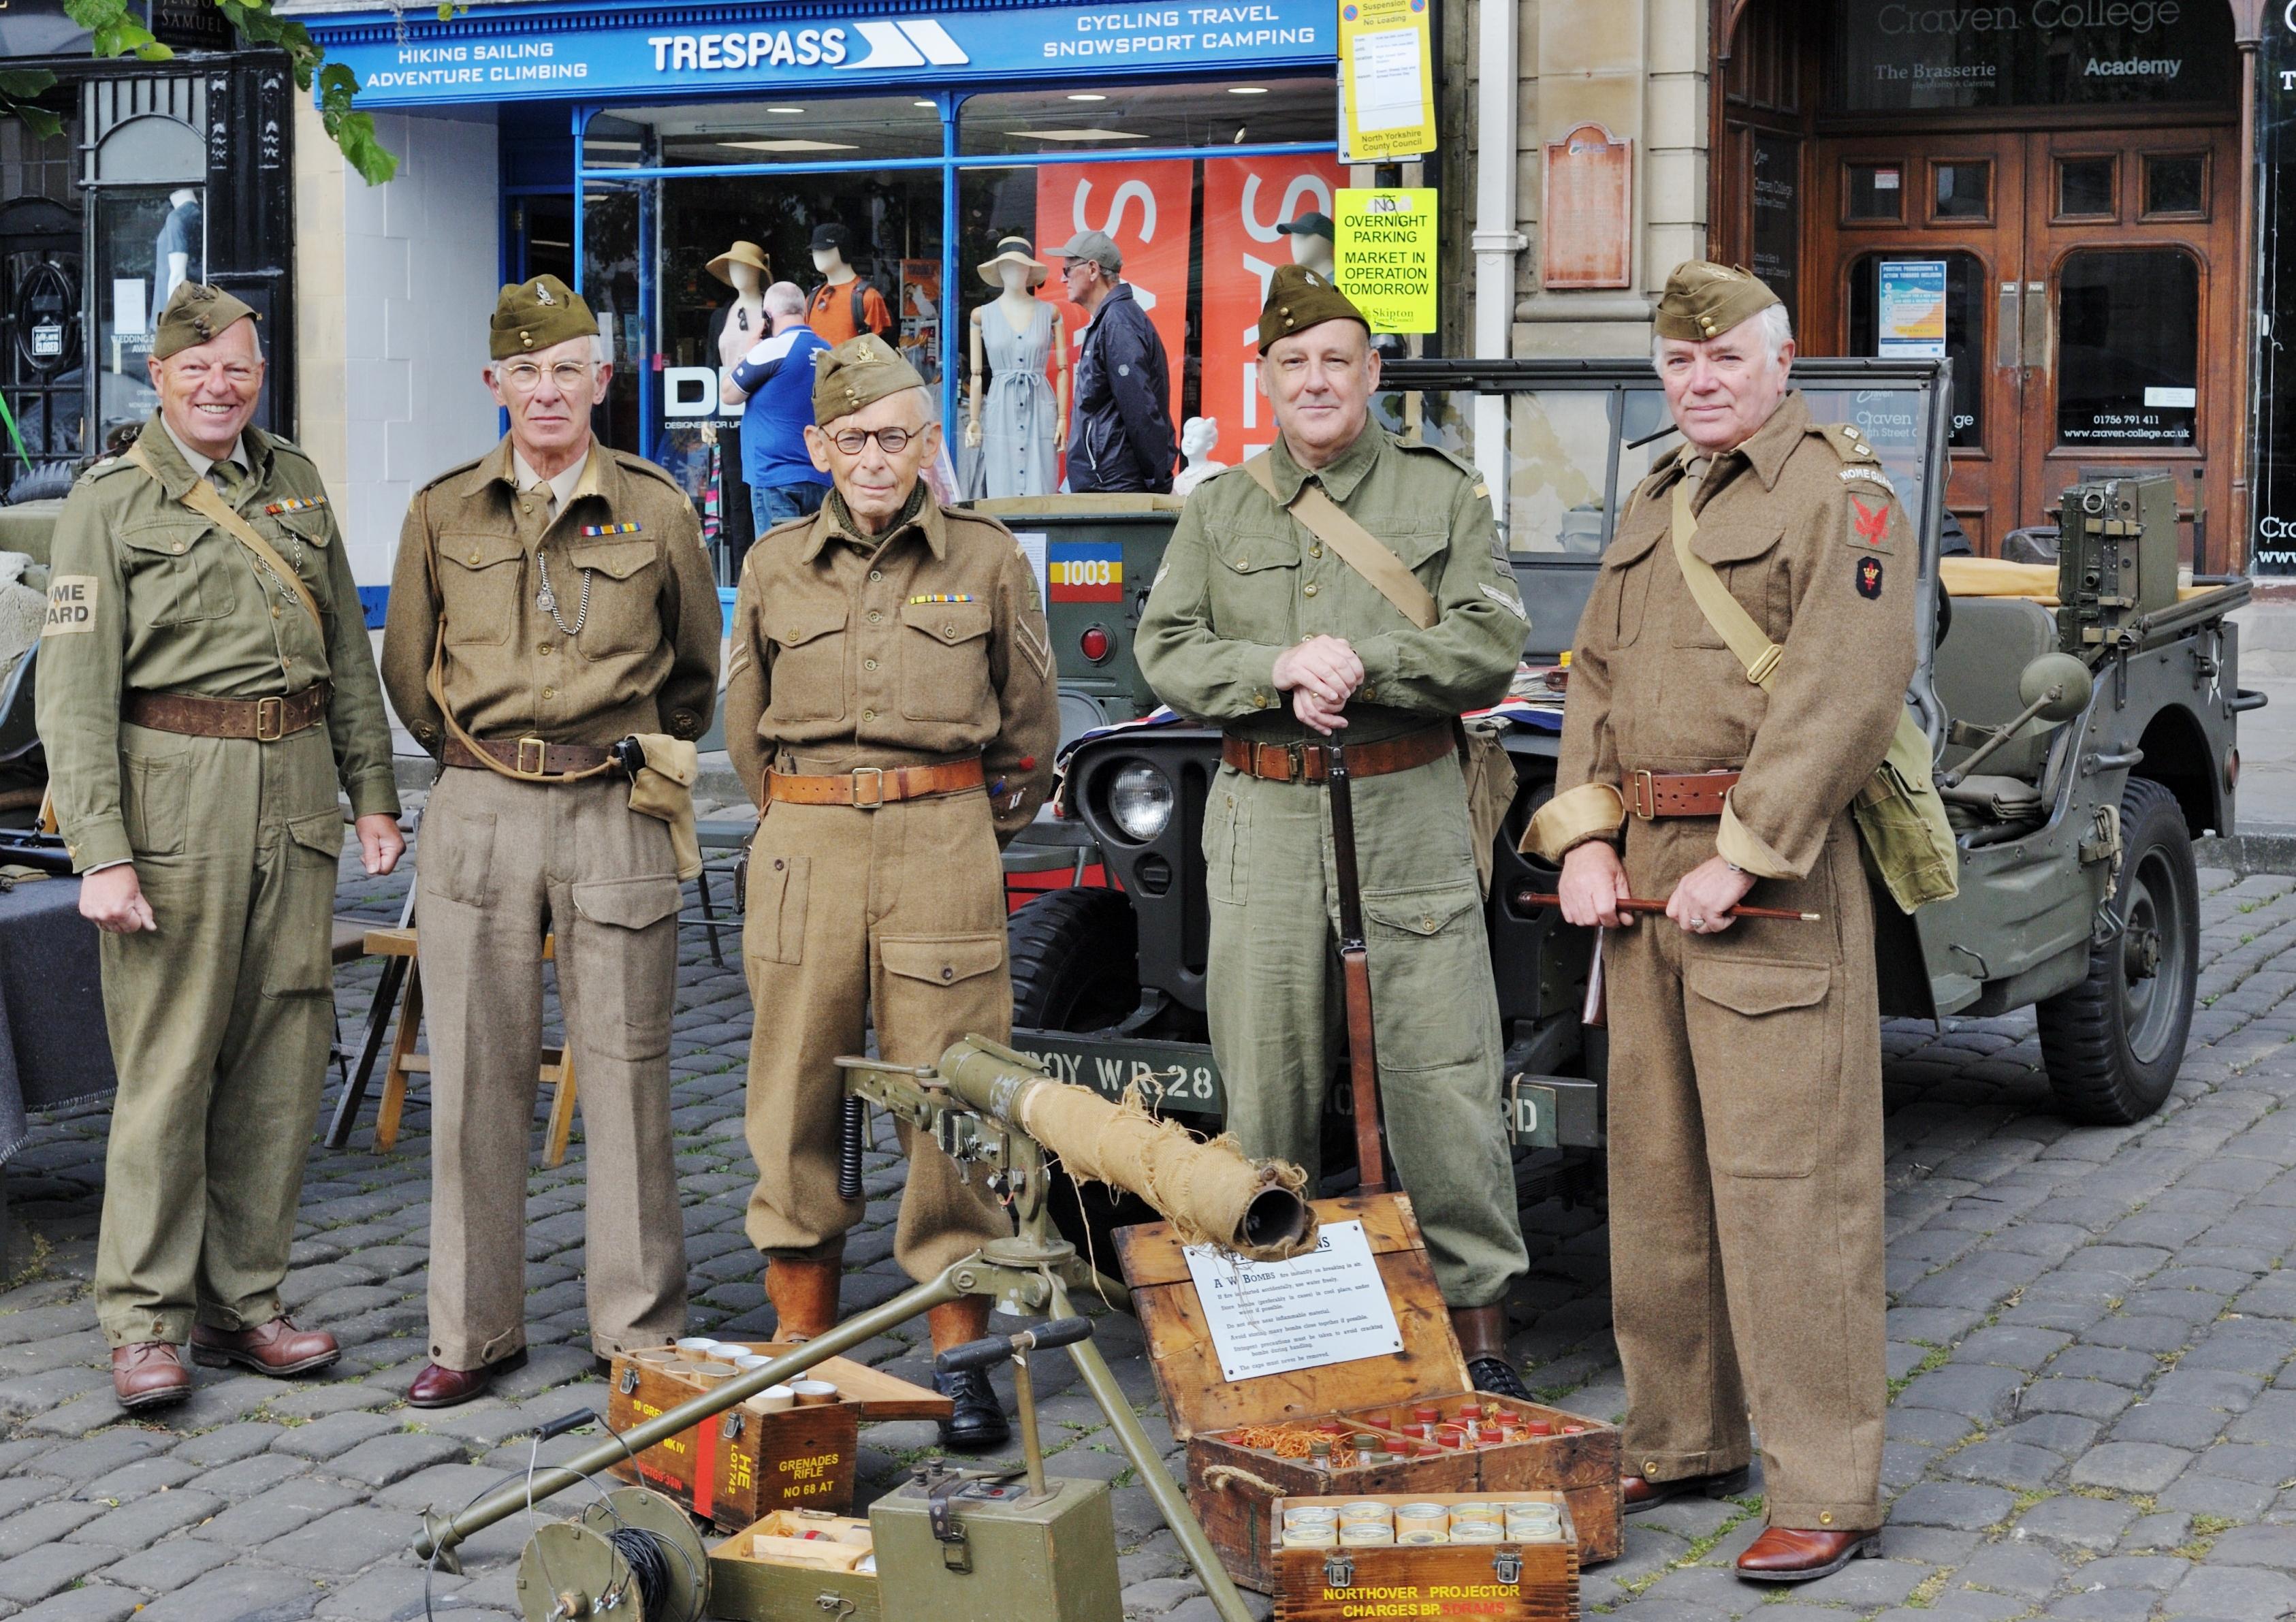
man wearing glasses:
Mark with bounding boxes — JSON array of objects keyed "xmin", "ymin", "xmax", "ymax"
[
  {"xmin": 722, "ymin": 335, "xmax": 1057, "ymax": 1448},
  {"xmin": 1057, "ymin": 230, "xmax": 1175, "ymax": 494},
  {"xmin": 381, "ymin": 276, "xmax": 720, "ymax": 1408}
]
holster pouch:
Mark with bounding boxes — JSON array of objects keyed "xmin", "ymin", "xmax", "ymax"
[{"xmin": 626, "ymin": 733, "xmax": 703, "ymax": 880}]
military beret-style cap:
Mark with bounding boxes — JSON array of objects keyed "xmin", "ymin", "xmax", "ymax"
[
  {"xmin": 1653, "ymin": 260, "xmax": 1782, "ymax": 343},
  {"xmin": 1257, "ymin": 263, "xmax": 1368, "ymax": 353},
  {"xmin": 812, "ymin": 332, "xmax": 926, "ymax": 425},
  {"xmin": 489, "ymin": 274, "xmax": 599, "ymax": 361},
  {"xmin": 152, "ymin": 281, "xmax": 258, "ymax": 360}
]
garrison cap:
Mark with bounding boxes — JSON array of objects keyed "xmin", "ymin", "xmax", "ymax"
[
  {"xmin": 811, "ymin": 333, "xmax": 925, "ymax": 425},
  {"xmin": 1257, "ymin": 263, "xmax": 1368, "ymax": 353},
  {"xmin": 489, "ymin": 274, "xmax": 598, "ymax": 361},
  {"xmin": 1653, "ymin": 260, "xmax": 1782, "ymax": 343},
  {"xmin": 152, "ymin": 281, "xmax": 258, "ymax": 360},
  {"xmin": 1276, "ymin": 210, "xmax": 1335, "ymax": 242}
]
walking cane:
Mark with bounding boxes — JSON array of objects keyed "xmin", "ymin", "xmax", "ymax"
[{"xmin": 1327, "ymin": 740, "xmax": 1390, "ymax": 1194}]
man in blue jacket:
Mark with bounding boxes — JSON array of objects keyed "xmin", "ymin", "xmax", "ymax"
[
  {"xmin": 1057, "ymin": 230, "xmax": 1175, "ymax": 494},
  {"xmin": 722, "ymin": 281, "xmax": 833, "ymax": 571}
]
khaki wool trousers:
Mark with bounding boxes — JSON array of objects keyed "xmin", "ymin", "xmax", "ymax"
[
  {"xmin": 95, "ymin": 724, "xmax": 343, "ymax": 1348},
  {"xmin": 417, "ymin": 767, "xmax": 688, "ymax": 1368},
  {"xmin": 1605, "ymin": 811, "xmax": 1885, "ymax": 1533},
  {"xmin": 1202, "ymin": 751, "xmax": 1529, "ymax": 1309},
  {"xmin": 741, "ymin": 787, "xmax": 1012, "ymax": 1282}
]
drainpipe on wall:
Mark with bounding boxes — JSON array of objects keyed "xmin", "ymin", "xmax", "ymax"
[
  {"xmin": 1471, "ymin": 0, "xmax": 1525, "ymax": 535},
  {"xmin": 2231, "ymin": 0, "xmax": 2267, "ymax": 576}
]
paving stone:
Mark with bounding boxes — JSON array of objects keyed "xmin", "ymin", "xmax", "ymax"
[
  {"xmin": 135, "ymin": 1564, "xmax": 323, "ymax": 1622},
  {"xmin": 322, "ymin": 1432, "xmax": 470, "ymax": 1488},
  {"xmin": 1954, "ymin": 1542, "xmax": 2070, "ymax": 1596},
  {"xmin": 67, "ymin": 1489, "xmax": 225, "ymax": 1546},
  {"xmin": 10, "ymin": 1584, "xmax": 147, "ymax": 1622},
  {"xmin": 2121, "ymin": 1511, "xmax": 2193, "ymax": 1551},
  {"xmin": 260, "ymin": 1506, "xmax": 421, "ymax": 1574},
  {"xmin": 310, "ymin": 1565, "xmax": 466, "ymax": 1622},
  {"xmin": 2114, "ymin": 1401, "xmax": 2233, "ymax": 1448},
  {"xmin": 2071, "ymin": 1440, "xmax": 2194, "ymax": 1493},
  {"xmin": 175, "ymin": 1423, "xmax": 285, "ymax": 1465},
  {"xmin": 1945, "ymin": 1439, "xmax": 2063, "ymax": 1489},
  {"xmin": 1890, "ymin": 1482, "xmax": 2016, "ymax": 1529},
  {"xmin": 274, "ymin": 1410, "xmax": 405, "ymax": 1461},
  {"xmin": 2212, "ymin": 1525, "xmax": 2296, "ymax": 1568},
  {"xmin": 2163, "ymin": 1565, "xmax": 2296, "ymax": 1621},
  {"xmin": 0, "ymin": 1544, "xmax": 121, "ymax": 1606},
  {"xmin": 98, "ymin": 1538, "xmax": 238, "ymax": 1593},
  {"xmin": 184, "ymin": 1452, "xmax": 310, "ymax": 1498},
  {"xmin": 192, "ymin": 1478, "xmax": 364, "ymax": 1546},
  {"xmin": 265, "ymin": 1382, "xmax": 400, "ymax": 1420},
  {"xmin": 0, "ymin": 1498, "xmax": 106, "ymax": 1557},
  {"xmin": 2012, "ymin": 1493, "xmax": 2138, "ymax": 1551},
  {"xmin": 1121, "ymin": 1576, "xmax": 1205, "ymax": 1614},
  {"xmin": 2072, "ymin": 1555, "xmax": 2190, "ymax": 1591}
]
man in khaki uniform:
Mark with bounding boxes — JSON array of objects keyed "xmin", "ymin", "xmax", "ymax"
[
  {"xmin": 724, "ymin": 335, "xmax": 1057, "ymax": 1448},
  {"xmin": 1527, "ymin": 264, "xmax": 1911, "ymax": 1580},
  {"xmin": 1136, "ymin": 267, "xmax": 1533, "ymax": 1394},
  {"xmin": 382, "ymin": 276, "xmax": 720, "ymax": 1408},
  {"xmin": 38, "ymin": 283, "xmax": 404, "ymax": 1410}
]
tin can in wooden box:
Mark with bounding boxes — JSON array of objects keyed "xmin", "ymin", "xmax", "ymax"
[{"xmin": 1269, "ymin": 1491, "xmax": 1578, "ymax": 1622}]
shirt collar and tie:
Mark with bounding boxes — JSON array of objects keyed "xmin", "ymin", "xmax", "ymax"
[
  {"xmin": 159, "ymin": 416, "xmax": 249, "ymax": 494},
  {"xmin": 511, "ymin": 447, "xmax": 590, "ymax": 524}
]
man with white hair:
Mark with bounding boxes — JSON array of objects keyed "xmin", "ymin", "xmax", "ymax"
[
  {"xmin": 721, "ymin": 279, "xmax": 832, "ymax": 564},
  {"xmin": 381, "ymin": 274, "xmax": 720, "ymax": 1408},
  {"xmin": 1526, "ymin": 261, "xmax": 1913, "ymax": 1580},
  {"xmin": 39, "ymin": 281, "xmax": 403, "ymax": 1409},
  {"xmin": 722, "ymin": 334, "xmax": 1057, "ymax": 1450}
]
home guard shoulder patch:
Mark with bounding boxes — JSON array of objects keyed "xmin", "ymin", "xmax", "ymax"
[
  {"xmin": 263, "ymin": 496, "xmax": 327, "ymax": 516},
  {"xmin": 1847, "ymin": 496, "xmax": 1894, "ymax": 554},
  {"xmin": 44, "ymin": 575, "xmax": 97, "ymax": 634},
  {"xmin": 1840, "ymin": 465, "xmax": 1894, "ymax": 494},
  {"xmin": 1856, "ymin": 556, "xmax": 1885, "ymax": 599},
  {"xmin": 909, "ymin": 593, "xmax": 975, "ymax": 605},
  {"xmin": 580, "ymin": 522, "xmax": 643, "ymax": 537}
]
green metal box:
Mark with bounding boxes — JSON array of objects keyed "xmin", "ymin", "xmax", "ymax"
[{"xmin": 867, "ymin": 1468, "xmax": 1122, "ymax": 1622}]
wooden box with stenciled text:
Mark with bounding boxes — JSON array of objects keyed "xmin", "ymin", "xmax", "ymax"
[
  {"xmin": 706, "ymin": 1508, "xmax": 882, "ymax": 1622},
  {"xmin": 605, "ymin": 1343, "xmax": 949, "ymax": 1530},
  {"xmin": 1113, "ymin": 1195, "xmax": 1621, "ymax": 1594},
  {"xmin": 1269, "ymin": 1491, "xmax": 1579, "ymax": 1622}
]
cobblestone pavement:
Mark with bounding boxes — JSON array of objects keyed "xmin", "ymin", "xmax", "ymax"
[{"xmin": 5, "ymin": 850, "xmax": 2296, "ymax": 1622}]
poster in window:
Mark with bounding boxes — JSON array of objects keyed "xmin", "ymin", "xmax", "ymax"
[
  {"xmin": 1036, "ymin": 161, "xmax": 1192, "ymax": 437},
  {"xmin": 900, "ymin": 259, "xmax": 941, "ymax": 386},
  {"xmin": 1200, "ymin": 154, "xmax": 1349, "ymax": 465},
  {"xmin": 1876, "ymin": 260, "xmax": 1948, "ymax": 358}
]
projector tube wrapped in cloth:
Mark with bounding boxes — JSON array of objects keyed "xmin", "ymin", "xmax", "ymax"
[{"xmin": 934, "ymin": 1036, "xmax": 1318, "ymax": 1262}]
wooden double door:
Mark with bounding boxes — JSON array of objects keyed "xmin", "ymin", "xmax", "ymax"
[{"xmin": 1808, "ymin": 124, "xmax": 2238, "ymax": 562}]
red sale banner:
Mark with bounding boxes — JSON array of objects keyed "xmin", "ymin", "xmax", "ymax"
[
  {"xmin": 1200, "ymin": 155, "xmax": 1349, "ymax": 466},
  {"xmin": 1037, "ymin": 160, "xmax": 1192, "ymax": 439}
]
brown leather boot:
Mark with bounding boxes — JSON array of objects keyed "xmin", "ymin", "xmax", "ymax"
[
  {"xmin": 926, "ymin": 1299, "xmax": 1008, "ymax": 1452},
  {"xmin": 191, "ymin": 1317, "xmax": 339, "ymax": 1376},
  {"xmin": 764, "ymin": 1256, "xmax": 843, "ymax": 1341},
  {"xmin": 112, "ymin": 1342, "xmax": 191, "ymax": 1411},
  {"xmin": 1450, "ymin": 1305, "xmax": 1531, "ymax": 1400}
]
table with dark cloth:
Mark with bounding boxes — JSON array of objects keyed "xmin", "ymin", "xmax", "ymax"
[{"xmin": 0, "ymin": 875, "xmax": 114, "ymax": 1164}]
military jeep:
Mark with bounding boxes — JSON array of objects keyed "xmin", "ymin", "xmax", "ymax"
[{"xmin": 986, "ymin": 355, "xmax": 2264, "ymax": 1243}]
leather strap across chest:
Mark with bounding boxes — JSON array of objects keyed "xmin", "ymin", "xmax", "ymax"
[
  {"xmin": 765, "ymin": 758, "xmax": 985, "ymax": 808},
  {"xmin": 1222, "ymin": 722, "xmax": 1453, "ymax": 784},
  {"xmin": 125, "ymin": 441, "xmax": 327, "ymax": 634},
  {"xmin": 124, "ymin": 682, "xmax": 331, "ymax": 742}
]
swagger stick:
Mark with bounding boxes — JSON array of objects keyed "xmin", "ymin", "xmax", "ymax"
[
  {"xmin": 1327, "ymin": 741, "xmax": 1389, "ymax": 1194},
  {"xmin": 1519, "ymin": 892, "xmax": 1822, "ymax": 923}
]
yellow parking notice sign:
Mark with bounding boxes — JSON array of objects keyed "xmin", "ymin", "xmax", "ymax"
[
  {"xmin": 1339, "ymin": 0, "xmax": 1435, "ymax": 161},
  {"xmin": 1334, "ymin": 189, "xmax": 1437, "ymax": 334}
]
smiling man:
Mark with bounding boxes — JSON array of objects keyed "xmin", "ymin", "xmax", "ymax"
[
  {"xmin": 1525, "ymin": 261, "xmax": 1915, "ymax": 1582},
  {"xmin": 1136, "ymin": 265, "xmax": 1534, "ymax": 1395},
  {"xmin": 722, "ymin": 334, "xmax": 1056, "ymax": 1450},
  {"xmin": 381, "ymin": 274, "xmax": 720, "ymax": 1408},
  {"xmin": 37, "ymin": 281, "xmax": 403, "ymax": 1410}
]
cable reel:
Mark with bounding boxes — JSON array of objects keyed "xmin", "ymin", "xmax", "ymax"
[{"xmin": 513, "ymin": 1487, "xmax": 709, "ymax": 1622}]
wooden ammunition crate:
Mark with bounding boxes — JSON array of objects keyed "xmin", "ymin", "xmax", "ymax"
[
  {"xmin": 1114, "ymin": 1195, "xmax": 1621, "ymax": 1594},
  {"xmin": 707, "ymin": 1508, "xmax": 880, "ymax": 1622},
  {"xmin": 605, "ymin": 1342, "xmax": 948, "ymax": 1530},
  {"xmin": 1269, "ymin": 1492, "xmax": 1578, "ymax": 1622}
]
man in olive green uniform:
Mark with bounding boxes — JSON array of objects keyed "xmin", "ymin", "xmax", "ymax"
[
  {"xmin": 1528, "ymin": 264, "xmax": 1911, "ymax": 1580},
  {"xmin": 381, "ymin": 276, "xmax": 720, "ymax": 1407},
  {"xmin": 1136, "ymin": 267, "xmax": 1532, "ymax": 1393},
  {"xmin": 39, "ymin": 282, "xmax": 404, "ymax": 1410},
  {"xmin": 724, "ymin": 336, "xmax": 1056, "ymax": 1448}
]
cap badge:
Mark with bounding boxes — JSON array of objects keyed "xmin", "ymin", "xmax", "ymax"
[{"xmin": 533, "ymin": 281, "xmax": 556, "ymax": 305}]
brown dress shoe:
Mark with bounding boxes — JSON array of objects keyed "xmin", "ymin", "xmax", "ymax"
[
  {"xmin": 408, "ymin": 1348, "xmax": 528, "ymax": 1409},
  {"xmin": 764, "ymin": 1256, "xmax": 844, "ymax": 1341},
  {"xmin": 112, "ymin": 1342, "xmax": 192, "ymax": 1411},
  {"xmin": 1621, "ymin": 1465, "xmax": 1751, "ymax": 1513},
  {"xmin": 191, "ymin": 1318, "xmax": 340, "ymax": 1376},
  {"xmin": 1736, "ymin": 1525, "xmax": 1880, "ymax": 1582}
]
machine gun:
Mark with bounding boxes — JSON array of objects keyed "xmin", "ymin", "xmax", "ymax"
[{"xmin": 412, "ymin": 1035, "xmax": 1317, "ymax": 1622}]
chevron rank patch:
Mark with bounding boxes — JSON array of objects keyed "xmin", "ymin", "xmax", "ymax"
[
  {"xmin": 909, "ymin": 593, "xmax": 975, "ymax": 605},
  {"xmin": 1480, "ymin": 581, "xmax": 1529, "ymax": 621},
  {"xmin": 263, "ymin": 496, "xmax": 326, "ymax": 515},
  {"xmin": 580, "ymin": 522, "xmax": 643, "ymax": 537}
]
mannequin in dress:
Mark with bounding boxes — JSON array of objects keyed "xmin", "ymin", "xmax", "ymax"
[
  {"xmin": 805, "ymin": 222, "xmax": 892, "ymax": 343},
  {"xmin": 964, "ymin": 236, "xmax": 1067, "ymax": 499},
  {"xmin": 708, "ymin": 240, "xmax": 772, "ymax": 370},
  {"xmin": 1277, "ymin": 210, "xmax": 1336, "ymax": 278}
]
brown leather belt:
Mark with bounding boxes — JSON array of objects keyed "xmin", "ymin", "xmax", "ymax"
[
  {"xmin": 765, "ymin": 758, "xmax": 985, "ymax": 808},
  {"xmin": 443, "ymin": 736, "xmax": 618, "ymax": 778},
  {"xmin": 124, "ymin": 683, "xmax": 330, "ymax": 742},
  {"xmin": 1221, "ymin": 722, "xmax": 1454, "ymax": 784},
  {"xmin": 1627, "ymin": 768, "xmax": 1742, "ymax": 818}
]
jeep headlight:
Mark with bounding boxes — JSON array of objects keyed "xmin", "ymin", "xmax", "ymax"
[{"xmin": 1107, "ymin": 762, "xmax": 1175, "ymax": 842}]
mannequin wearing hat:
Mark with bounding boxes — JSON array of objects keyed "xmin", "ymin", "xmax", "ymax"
[
  {"xmin": 1277, "ymin": 211, "xmax": 1337, "ymax": 279},
  {"xmin": 804, "ymin": 223, "xmax": 893, "ymax": 345},
  {"xmin": 964, "ymin": 237, "xmax": 1067, "ymax": 500},
  {"xmin": 709, "ymin": 241, "xmax": 773, "ymax": 372}
]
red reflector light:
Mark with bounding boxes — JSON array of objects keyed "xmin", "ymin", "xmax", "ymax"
[{"xmin": 1080, "ymin": 625, "xmax": 1113, "ymax": 663}]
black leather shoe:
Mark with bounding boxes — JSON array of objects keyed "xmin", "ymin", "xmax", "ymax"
[
  {"xmin": 934, "ymin": 1367, "xmax": 1010, "ymax": 1452},
  {"xmin": 1467, "ymin": 1356, "xmax": 1534, "ymax": 1401}
]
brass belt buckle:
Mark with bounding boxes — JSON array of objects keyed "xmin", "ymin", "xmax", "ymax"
[
  {"xmin": 850, "ymin": 765, "xmax": 885, "ymax": 808},
  {"xmin": 1282, "ymin": 742, "xmax": 1308, "ymax": 783},
  {"xmin": 254, "ymin": 696, "xmax": 286, "ymax": 743},
  {"xmin": 1628, "ymin": 767, "xmax": 1657, "ymax": 820},
  {"xmin": 515, "ymin": 736, "xmax": 549, "ymax": 778}
]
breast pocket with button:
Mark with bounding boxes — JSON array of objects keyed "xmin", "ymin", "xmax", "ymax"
[
  {"xmin": 117, "ymin": 522, "xmax": 231, "ymax": 626},
  {"xmin": 439, "ymin": 531, "xmax": 525, "ymax": 647},
  {"xmin": 766, "ymin": 601, "xmax": 849, "ymax": 724},
  {"xmin": 1207, "ymin": 524, "xmax": 1298, "ymax": 645},
  {"xmin": 565, "ymin": 539, "xmax": 660, "ymax": 661},
  {"xmin": 1670, "ymin": 528, "xmax": 1783, "ymax": 650},
  {"xmin": 898, "ymin": 600, "xmax": 993, "ymax": 723}
]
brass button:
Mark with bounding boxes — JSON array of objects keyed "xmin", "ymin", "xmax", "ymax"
[
  {"xmin": 539, "ymin": 643, "xmax": 554, "ymax": 655},
  {"xmin": 774, "ymin": 859, "xmax": 784, "ymax": 871},
  {"xmin": 1309, "ymin": 543, "xmax": 1323, "ymax": 557},
  {"xmin": 1420, "ymin": 915, "xmax": 1435, "ymax": 929},
  {"xmin": 271, "ymin": 605, "xmax": 281, "ymax": 618},
  {"xmin": 541, "ymin": 686, "xmax": 556, "ymax": 699},
  {"xmin": 867, "ymin": 610, "xmax": 882, "ymax": 624},
  {"xmin": 1303, "ymin": 582, "xmax": 1319, "ymax": 597},
  {"xmin": 942, "ymin": 624, "xmax": 957, "ymax": 639},
  {"xmin": 1644, "ymin": 1461, "xmax": 1656, "ymax": 1474},
  {"xmin": 468, "ymin": 551, "xmax": 482, "ymax": 564},
  {"xmin": 1819, "ymin": 1512, "xmax": 1834, "ymax": 1526},
  {"xmin": 870, "ymin": 569, "xmax": 883, "ymax": 582},
  {"xmin": 171, "ymin": 541, "xmax": 186, "ymax": 554},
  {"xmin": 863, "ymin": 708, "xmax": 876, "ymax": 721},
  {"xmin": 940, "ymin": 966, "xmax": 954, "ymax": 981},
  {"xmin": 865, "ymin": 658, "xmax": 878, "ymax": 671}
]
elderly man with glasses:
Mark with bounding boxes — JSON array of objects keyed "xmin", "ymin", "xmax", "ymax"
[
  {"xmin": 381, "ymin": 275, "xmax": 720, "ymax": 1408},
  {"xmin": 721, "ymin": 335, "xmax": 1057, "ymax": 1448}
]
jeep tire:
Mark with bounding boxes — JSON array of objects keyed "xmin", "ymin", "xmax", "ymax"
[{"xmin": 2036, "ymin": 776, "xmax": 2199, "ymax": 1126}]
